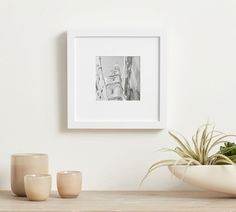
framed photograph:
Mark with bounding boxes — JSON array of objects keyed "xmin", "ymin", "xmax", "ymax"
[{"xmin": 67, "ymin": 31, "xmax": 166, "ymax": 129}]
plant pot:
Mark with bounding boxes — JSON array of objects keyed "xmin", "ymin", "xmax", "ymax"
[
  {"xmin": 11, "ymin": 153, "xmax": 48, "ymax": 196},
  {"xmin": 168, "ymin": 165, "xmax": 236, "ymax": 195}
]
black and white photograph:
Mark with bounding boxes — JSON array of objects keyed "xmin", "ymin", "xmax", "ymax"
[
  {"xmin": 96, "ymin": 56, "xmax": 140, "ymax": 101},
  {"xmin": 68, "ymin": 32, "xmax": 165, "ymax": 128}
]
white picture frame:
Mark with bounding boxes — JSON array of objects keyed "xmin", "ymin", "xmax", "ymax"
[{"xmin": 67, "ymin": 31, "xmax": 166, "ymax": 129}]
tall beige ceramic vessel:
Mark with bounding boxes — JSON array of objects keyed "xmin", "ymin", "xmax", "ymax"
[{"xmin": 11, "ymin": 153, "xmax": 48, "ymax": 196}]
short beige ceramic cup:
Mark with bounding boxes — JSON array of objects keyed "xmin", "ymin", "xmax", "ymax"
[
  {"xmin": 57, "ymin": 171, "xmax": 82, "ymax": 198},
  {"xmin": 24, "ymin": 174, "xmax": 51, "ymax": 201}
]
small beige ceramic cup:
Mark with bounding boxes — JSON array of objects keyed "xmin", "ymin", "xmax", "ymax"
[
  {"xmin": 24, "ymin": 174, "xmax": 51, "ymax": 201},
  {"xmin": 57, "ymin": 171, "xmax": 82, "ymax": 198}
]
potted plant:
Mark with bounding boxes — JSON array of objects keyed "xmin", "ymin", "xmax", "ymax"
[{"xmin": 142, "ymin": 123, "xmax": 236, "ymax": 195}]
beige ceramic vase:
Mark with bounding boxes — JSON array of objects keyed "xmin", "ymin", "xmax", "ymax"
[{"xmin": 11, "ymin": 153, "xmax": 48, "ymax": 196}]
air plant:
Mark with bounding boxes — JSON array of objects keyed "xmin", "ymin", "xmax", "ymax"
[
  {"xmin": 141, "ymin": 123, "xmax": 236, "ymax": 184},
  {"xmin": 219, "ymin": 142, "xmax": 236, "ymax": 163}
]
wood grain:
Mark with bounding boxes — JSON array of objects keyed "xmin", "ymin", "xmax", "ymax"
[{"xmin": 0, "ymin": 191, "xmax": 235, "ymax": 212}]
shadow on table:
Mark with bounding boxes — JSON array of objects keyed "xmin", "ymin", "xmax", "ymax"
[
  {"xmin": 0, "ymin": 191, "xmax": 63, "ymax": 201},
  {"xmin": 140, "ymin": 191, "xmax": 236, "ymax": 199}
]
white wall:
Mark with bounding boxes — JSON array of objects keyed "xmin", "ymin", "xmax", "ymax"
[{"xmin": 0, "ymin": 0, "xmax": 236, "ymax": 191}]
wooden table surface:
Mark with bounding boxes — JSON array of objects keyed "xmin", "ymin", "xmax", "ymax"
[{"xmin": 0, "ymin": 190, "xmax": 235, "ymax": 212}]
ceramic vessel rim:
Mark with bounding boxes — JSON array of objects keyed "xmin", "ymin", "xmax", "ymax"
[
  {"xmin": 24, "ymin": 174, "xmax": 51, "ymax": 179},
  {"xmin": 57, "ymin": 171, "xmax": 81, "ymax": 175},
  {"xmin": 169, "ymin": 165, "xmax": 235, "ymax": 168},
  {"xmin": 11, "ymin": 153, "xmax": 48, "ymax": 157}
]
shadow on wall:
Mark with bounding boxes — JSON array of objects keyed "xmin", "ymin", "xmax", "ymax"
[
  {"xmin": 55, "ymin": 32, "xmax": 67, "ymax": 132},
  {"xmin": 55, "ymin": 32, "xmax": 162, "ymax": 135}
]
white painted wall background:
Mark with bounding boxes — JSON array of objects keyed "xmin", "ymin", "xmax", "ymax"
[{"xmin": 0, "ymin": 0, "xmax": 236, "ymax": 190}]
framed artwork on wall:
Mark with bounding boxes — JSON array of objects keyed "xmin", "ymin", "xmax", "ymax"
[{"xmin": 67, "ymin": 31, "xmax": 166, "ymax": 129}]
